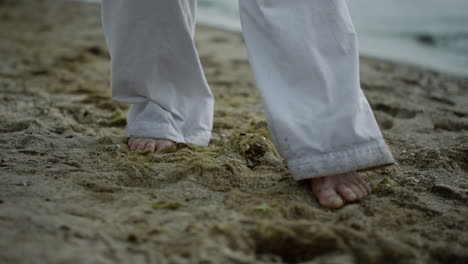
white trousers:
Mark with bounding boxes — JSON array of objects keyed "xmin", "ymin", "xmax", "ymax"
[{"xmin": 101, "ymin": 0, "xmax": 395, "ymax": 181}]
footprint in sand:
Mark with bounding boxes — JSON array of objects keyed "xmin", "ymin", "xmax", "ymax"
[
  {"xmin": 433, "ymin": 118, "xmax": 468, "ymax": 132},
  {"xmin": 374, "ymin": 111, "xmax": 394, "ymax": 130},
  {"xmin": 0, "ymin": 120, "xmax": 34, "ymax": 133},
  {"xmin": 428, "ymin": 95, "xmax": 456, "ymax": 106},
  {"xmin": 372, "ymin": 103, "xmax": 419, "ymax": 119}
]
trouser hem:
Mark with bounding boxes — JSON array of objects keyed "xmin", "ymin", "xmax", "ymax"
[
  {"xmin": 126, "ymin": 121, "xmax": 212, "ymax": 146},
  {"xmin": 288, "ymin": 140, "xmax": 395, "ymax": 181}
]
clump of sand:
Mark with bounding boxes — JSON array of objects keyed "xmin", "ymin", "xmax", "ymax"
[{"xmin": 0, "ymin": 1, "xmax": 467, "ymax": 263}]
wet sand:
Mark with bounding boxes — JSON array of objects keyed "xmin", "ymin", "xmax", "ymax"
[{"xmin": 0, "ymin": 1, "xmax": 467, "ymax": 263}]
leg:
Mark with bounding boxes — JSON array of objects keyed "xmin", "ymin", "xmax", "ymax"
[
  {"xmin": 239, "ymin": 0, "xmax": 395, "ymax": 208},
  {"xmin": 102, "ymin": 0, "xmax": 213, "ymax": 152}
]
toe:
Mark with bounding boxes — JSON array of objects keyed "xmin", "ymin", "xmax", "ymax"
[
  {"xmin": 356, "ymin": 182, "xmax": 369, "ymax": 197},
  {"xmin": 315, "ymin": 188, "xmax": 344, "ymax": 209},
  {"xmin": 135, "ymin": 140, "xmax": 147, "ymax": 152},
  {"xmin": 310, "ymin": 177, "xmax": 327, "ymax": 194},
  {"xmin": 353, "ymin": 175, "xmax": 372, "ymax": 196},
  {"xmin": 129, "ymin": 139, "xmax": 141, "ymax": 150},
  {"xmin": 155, "ymin": 140, "xmax": 175, "ymax": 153},
  {"xmin": 363, "ymin": 180, "xmax": 372, "ymax": 194},
  {"xmin": 336, "ymin": 185, "xmax": 358, "ymax": 202},
  {"xmin": 144, "ymin": 141, "xmax": 157, "ymax": 153},
  {"xmin": 321, "ymin": 191, "xmax": 344, "ymax": 209},
  {"xmin": 348, "ymin": 183, "xmax": 365, "ymax": 200}
]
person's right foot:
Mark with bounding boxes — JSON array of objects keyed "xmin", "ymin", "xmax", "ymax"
[{"xmin": 128, "ymin": 137, "xmax": 175, "ymax": 153}]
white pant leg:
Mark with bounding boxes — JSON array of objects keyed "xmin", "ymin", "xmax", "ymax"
[
  {"xmin": 102, "ymin": 0, "xmax": 213, "ymax": 145},
  {"xmin": 239, "ymin": 0, "xmax": 395, "ymax": 180}
]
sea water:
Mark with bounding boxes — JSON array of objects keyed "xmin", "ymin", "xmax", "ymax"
[{"xmin": 80, "ymin": 0, "xmax": 468, "ymax": 76}]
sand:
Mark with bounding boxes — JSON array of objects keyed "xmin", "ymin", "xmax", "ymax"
[{"xmin": 0, "ymin": 1, "xmax": 467, "ymax": 263}]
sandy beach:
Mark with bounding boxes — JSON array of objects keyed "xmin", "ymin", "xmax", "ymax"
[{"xmin": 1, "ymin": 0, "xmax": 468, "ymax": 263}]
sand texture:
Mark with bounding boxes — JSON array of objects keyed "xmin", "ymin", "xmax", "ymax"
[{"xmin": 1, "ymin": 1, "xmax": 468, "ymax": 263}]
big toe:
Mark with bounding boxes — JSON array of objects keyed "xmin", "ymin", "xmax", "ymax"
[
  {"xmin": 316, "ymin": 189, "xmax": 344, "ymax": 209},
  {"xmin": 128, "ymin": 138, "xmax": 141, "ymax": 150}
]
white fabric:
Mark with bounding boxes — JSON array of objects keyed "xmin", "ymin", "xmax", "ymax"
[{"xmin": 101, "ymin": 0, "xmax": 395, "ymax": 181}]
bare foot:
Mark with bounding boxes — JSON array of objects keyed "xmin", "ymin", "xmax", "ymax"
[
  {"xmin": 128, "ymin": 137, "xmax": 175, "ymax": 153},
  {"xmin": 310, "ymin": 171, "xmax": 371, "ymax": 209}
]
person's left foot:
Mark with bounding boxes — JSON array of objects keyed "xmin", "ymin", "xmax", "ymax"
[
  {"xmin": 128, "ymin": 137, "xmax": 175, "ymax": 153},
  {"xmin": 310, "ymin": 171, "xmax": 371, "ymax": 209}
]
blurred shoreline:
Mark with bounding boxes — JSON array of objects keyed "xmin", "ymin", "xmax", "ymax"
[
  {"xmin": 74, "ymin": 0, "xmax": 468, "ymax": 76},
  {"xmin": 197, "ymin": 0, "xmax": 468, "ymax": 77}
]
